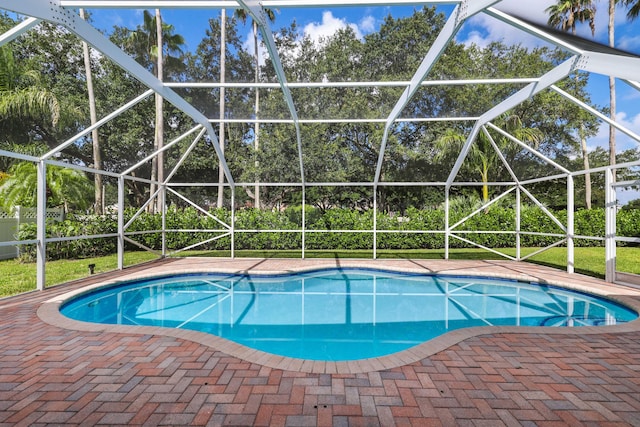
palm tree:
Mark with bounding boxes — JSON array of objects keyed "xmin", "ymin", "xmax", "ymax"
[
  {"xmin": 606, "ymin": 0, "xmax": 640, "ymax": 182},
  {"xmin": 0, "ymin": 45, "xmax": 59, "ymax": 127},
  {"xmin": 235, "ymin": 7, "xmax": 276, "ymax": 209},
  {"xmin": 623, "ymin": 0, "xmax": 640, "ymax": 17},
  {"xmin": 217, "ymin": 9, "xmax": 227, "ymax": 209},
  {"xmin": 546, "ymin": 0, "xmax": 596, "ymax": 33},
  {"xmin": 546, "ymin": 0, "xmax": 596, "ymax": 208},
  {"xmin": 607, "ymin": 0, "xmax": 617, "ymax": 183},
  {"xmin": 79, "ymin": 9, "xmax": 103, "ymax": 215},
  {"xmin": 435, "ymin": 115, "xmax": 542, "ymax": 205},
  {"xmin": 0, "ymin": 162, "xmax": 93, "ymax": 213},
  {"xmin": 127, "ymin": 10, "xmax": 185, "ymax": 212}
]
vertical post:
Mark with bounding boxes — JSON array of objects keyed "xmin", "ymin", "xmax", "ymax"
[
  {"xmin": 36, "ymin": 161, "xmax": 46, "ymax": 290},
  {"xmin": 160, "ymin": 184, "xmax": 166, "ymax": 257},
  {"xmin": 605, "ymin": 168, "xmax": 616, "ymax": 282},
  {"xmin": 14, "ymin": 206, "xmax": 21, "ymax": 259},
  {"xmin": 444, "ymin": 186, "xmax": 450, "ymax": 260},
  {"xmin": 117, "ymin": 176, "xmax": 125, "ymax": 270},
  {"xmin": 231, "ymin": 185, "xmax": 235, "ymax": 259},
  {"xmin": 301, "ymin": 185, "xmax": 306, "ymax": 259},
  {"xmin": 373, "ymin": 186, "xmax": 377, "ymax": 259},
  {"xmin": 566, "ymin": 175, "xmax": 575, "ymax": 274},
  {"xmin": 515, "ymin": 186, "xmax": 521, "ymax": 261}
]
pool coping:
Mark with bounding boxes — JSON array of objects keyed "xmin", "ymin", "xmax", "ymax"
[{"xmin": 37, "ymin": 258, "xmax": 640, "ymax": 374}]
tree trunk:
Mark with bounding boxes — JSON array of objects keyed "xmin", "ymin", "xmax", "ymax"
[
  {"xmin": 253, "ymin": 20, "xmax": 260, "ymax": 210},
  {"xmin": 608, "ymin": 0, "xmax": 617, "ymax": 182},
  {"xmin": 481, "ymin": 170, "xmax": 489, "ymax": 205},
  {"xmin": 79, "ymin": 9, "xmax": 103, "ymax": 214},
  {"xmin": 217, "ymin": 9, "xmax": 226, "ymax": 209},
  {"xmin": 154, "ymin": 8, "xmax": 164, "ymax": 214}
]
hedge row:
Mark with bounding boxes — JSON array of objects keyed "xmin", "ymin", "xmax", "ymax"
[{"xmin": 16, "ymin": 206, "xmax": 640, "ymax": 261}]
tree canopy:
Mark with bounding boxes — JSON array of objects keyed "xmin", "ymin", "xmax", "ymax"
[{"xmin": 0, "ymin": 7, "xmax": 638, "ymax": 214}]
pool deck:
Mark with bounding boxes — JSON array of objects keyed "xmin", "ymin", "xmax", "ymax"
[{"xmin": 2, "ymin": 258, "xmax": 640, "ymax": 426}]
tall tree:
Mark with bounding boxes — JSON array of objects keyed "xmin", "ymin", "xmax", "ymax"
[
  {"xmin": 1, "ymin": 20, "xmax": 87, "ymax": 169},
  {"xmin": 608, "ymin": 0, "xmax": 640, "ymax": 181},
  {"xmin": 607, "ymin": 0, "xmax": 617, "ymax": 183},
  {"xmin": 79, "ymin": 9, "xmax": 103, "ymax": 214},
  {"xmin": 0, "ymin": 44, "xmax": 60, "ymax": 131},
  {"xmin": 623, "ymin": 0, "xmax": 640, "ymax": 17},
  {"xmin": 235, "ymin": 7, "xmax": 276, "ymax": 209},
  {"xmin": 181, "ymin": 13, "xmax": 253, "ymax": 207},
  {"xmin": 218, "ymin": 9, "xmax": 227, "ymax": 208},
  {"xmin": 126, "ymin": 10, "xmax": 185, "ymax": 212},
  {"xmin": 154, "ymin": 9, "xmax": 164, "ymax": 214},
  {"xmin": 546, "ymin": 0, "xmax": 596, "ymax": 208}
]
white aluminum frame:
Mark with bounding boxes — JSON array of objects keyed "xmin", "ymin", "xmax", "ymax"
[{"xmin": 0, "ymin": 0, "xmax": 639, "ymax": 290}]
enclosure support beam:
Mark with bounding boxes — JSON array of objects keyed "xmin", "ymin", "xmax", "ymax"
[
  {"xmin": 486, "ymin": 122, "xmax": 572, "ymax": 175},
  {"xmin": 566, "ymin": 176, "xmax": 574, "ymax": 274},
  {"xmin": 624, "ymin": 79, "xmax": 640, "ymax": 94},
  {"xmin": 444, "ymin": 186, "xmax": 450, "ymax": 260},
  {"xmin": 42, "ymin": 90, "xmax": 154, "ymax": 161},
  {"xmin": 118, "ymin": 176, "xmax": 125, "ymax": 270},
  {"xmin": 236, "ymin": 0, "xmax": 305, "ymax": 186},
  {"xmin": 161, "ymin": 186, "xmax": 167, "ymax": 258},
  {"xmin": 551, "ymin": 86, "xmax": 640, "ymax": 145},
  {"xmin": 61, "ymin": 0, "xmax": 462, "ymax": 8},
  {"xmin": 0, "ymin": 17, "xmax": 40, "ymax": 47},
  {"xmin": 605, "ymin": 168, "xmax": 616, "ymax": 282},
  {"xmin": 301, "ymin": 186, "xmax": 306, "ymax": 259},
  {"xmin": 486, "ymin": 8, "xmax": 583, "ymax": 55},
  {"xmin": 3, "ymin": 0, "xmax": 233, "ymax": 184},
  {"xmin": 36, "ymin": 161, "xmax": 47, "ymax": 291},
  {"xmin": 516, "ymin": 187, "xmax": 521, "ymax": 261},
  {"xmin": 231, "ymin": 186, "xmax": 236, "ymax": 259},
  {"xmin": 446, "ymin": 57, "xmax": 577, "ymax": 187},
  {"xmin": 373, "ymin": 187, "xmax": 378, "ymax": 259},
  {"xmin": 374, "ymin": 0, "xmax": 500, "ymax": 184},
  {"xmin": 576, "ymin": 52, "xmax": 640, "ymax": 82}
]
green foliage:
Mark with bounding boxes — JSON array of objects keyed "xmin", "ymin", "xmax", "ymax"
[
  {"xmin": 0, "ymin": 162, "xmax": 93, "ymax": 212},
  {"xmin": 0, "ymin": 44, "xmax": 60, "ymax": 127},
  {"xmin": 15, "ymin": 206, "xmax": 639, "ymax": 262},
  {"xmin": 17, "ymin": 214, "xmax": 117, "ymax": 261},
  {"xmin": 0, "ymin": 9, "xmax": 629, "ymax": 215}
]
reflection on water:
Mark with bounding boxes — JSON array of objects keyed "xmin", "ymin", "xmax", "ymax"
[{"xmin": 62, "ymin": 269, "xmax": 637, "ymax": 361}]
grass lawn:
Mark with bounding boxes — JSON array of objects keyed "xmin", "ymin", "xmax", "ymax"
[{"xmin": 1, "ymin": 247, "xmax": 639, "ymax": 298}]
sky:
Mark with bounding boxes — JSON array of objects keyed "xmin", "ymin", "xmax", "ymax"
[{"xmin": 87, "ymin": 1, "xmax": 640, "ymax": 202}]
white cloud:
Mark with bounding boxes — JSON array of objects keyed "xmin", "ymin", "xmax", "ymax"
[
  {"xmin": 241, "ymin": 11, "xmax": 376, "ymax": 65},
  {"xmin": 494, "ymin": 0, "xmax": 555, "ymax": 23},
  {"xmin": 455, "ymin": 1, "xmax": 558, "ymax": 49},
  {"xmin": 619, "ymin": 34, "xmax": 640, "ymax": 52},
  {"xmin": 456, "ymin": 13, "xmax": 552, "ymax": 50},
  {"xmin": 460, "ymin": 1, "xmax": 633, "ymax": 51},
  {"xmin": 359, "ymin": 15, "xmax": 376, "ymax": 33},
  {"xmin": 590, "ymin": 110, "xmax": 640, "ymax": 152},
  {"xmin": 242, "ymin": 29, "xmax": 269, "ymax": 67},
  {"xmin": 302, "ymin": 11, "xmax": 363, "ymax": 44}
]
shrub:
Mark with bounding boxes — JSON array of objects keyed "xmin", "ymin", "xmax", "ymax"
[{"xmin": 13, "ymin": 206, "xmax": 640, "ymax": 260}]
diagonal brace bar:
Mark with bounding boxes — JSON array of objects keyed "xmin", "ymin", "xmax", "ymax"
[
  {"xmin": 374, "ymin": 0, "xmax": 500, "ymax": 184},
  {"xmin": 235, "ymin": 0, "xmax": 305, "ymax": 184}
]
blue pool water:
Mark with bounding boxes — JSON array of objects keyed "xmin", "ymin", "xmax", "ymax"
[{"xmin": 61, "ymin": 268, "xmax": 637, "ymax": 361}]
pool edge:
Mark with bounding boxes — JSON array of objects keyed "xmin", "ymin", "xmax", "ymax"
[{"xmin": 36, "ymin": 258, "xmax": 640, "ymax": 375}]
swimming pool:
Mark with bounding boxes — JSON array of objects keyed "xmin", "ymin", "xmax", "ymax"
[{"xmin": 60, "ymin": 268, "xmax": 638, "ymax": 361}]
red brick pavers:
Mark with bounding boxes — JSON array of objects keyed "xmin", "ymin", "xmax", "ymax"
[{"xmin": 2, "ymin": 259, "xmax": 640, "ymax": 426}]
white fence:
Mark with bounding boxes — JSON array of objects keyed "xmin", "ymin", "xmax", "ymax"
[{"xmin": 0, "ymin": 207, "xmax": 64, "ymax": 260}]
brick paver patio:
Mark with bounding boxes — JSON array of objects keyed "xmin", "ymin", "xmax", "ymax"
[{"xmin": 2, "ymin": 258, "xmax": 640, "ymax": 426}]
